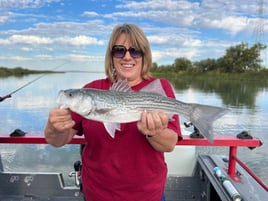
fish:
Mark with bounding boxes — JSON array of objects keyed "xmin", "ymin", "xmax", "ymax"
[{"xmin": 57, "ymin": 79, "xmax": 228, "ymax": 143}]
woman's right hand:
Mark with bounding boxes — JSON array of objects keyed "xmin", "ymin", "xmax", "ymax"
[
  {"xmin": 47, "ymin": 108, "xmax": 75, "ymax": 132},
  {"xmin": 44, "ymin": 108, "xmax": 76, "ymax": 147}
]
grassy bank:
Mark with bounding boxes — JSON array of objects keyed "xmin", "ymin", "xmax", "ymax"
[
  {"xmin": 152, "ymin": 70, "xmax": 268, "ymax": 83},
  {"xmin": 1, "ymin": 66, "xmax": 268, "ymax": 83}
]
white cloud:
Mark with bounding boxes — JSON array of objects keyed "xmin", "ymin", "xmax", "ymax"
[
  {"xmin": 35, "ymin": 54, "xmax": 54, "ymax": 60},
  {"xmin": 1, "ymin": 34, "xmax": 104, "ymax": 46},
  {"xmin": 197, "ymin": 15, "xmax": 250, "ymax": 35},
  {"xmin": 0, "ymin": 0, "xmax": 62, "ymax": 9},
  {"xmin": 9, "ymin": 35, "xmax": 52, "ymax": 45},
  {"xmin": 67, "ymin": 54, "xmax": 104, "ymax": 62},
  {"xmin": 112, "ymin": 0, "xmax": 264, "ymax": 35},
  {"xmin": 0, "ymin": 14, "xmax": 9, "ymax": 24},
  {"xmin": 117, "ymin": 0, "xmax": 199, "ymax": 11},
  {"xmin": 20, "ymin": 47, "xmax": 33, "ymax": 51},
  {"xmin": 147, "ymin": 35, "xmax": 171, "ymax": 45},
  {"xmin": 152, "ymin": 46, "xmax": 200, "ymax": 64},
  {"xmin": 82, "ymin": 11, "xmax": 99, "ymax": 17},
  {"xmin": 56, "ymin": 35, "xmax": 104, "ymax": 46},
  {"xmin": 148, "ymin": 34, "xmax": 202, "ymax": 47},
  {"xmin": 0, "ymin": 38, "xmax": 9, "ymax": 45},
  {"xmin": 4, "ymin": 55, "xmax": 32, "ymax": 61},
  {"xmin": 0, "ymin": 20, "xmax": 110, "ymax": 40}
]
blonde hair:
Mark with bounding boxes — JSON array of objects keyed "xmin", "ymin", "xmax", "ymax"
[{"xmin": 105, "ymin": 23, "xmax": 152, "ymax": 82}]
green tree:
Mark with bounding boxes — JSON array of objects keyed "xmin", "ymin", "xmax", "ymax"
[
  {"xmin": 173, "ymin": 57, "xmax": 192, "ymax": 72},
  {"xmin": 217, "ymin": 42, "xmax": 266, "ymax": 73},
  {"xmin": 194, "ymin": 58, "xmax": 217, "ymax": 72},
  {"xmin": 150, "ymin": 62, "xmax": 158, "ymax": 72}
]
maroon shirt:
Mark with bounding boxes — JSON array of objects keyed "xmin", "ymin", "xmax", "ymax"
[{"xmin": 72, "ymin": 77, "xmax": 182, "ymax": 201}]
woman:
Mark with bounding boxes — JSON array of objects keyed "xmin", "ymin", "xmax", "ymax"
[{"xmin": 44, "ymin": 23, "xmax": 182, "ymax": 201}]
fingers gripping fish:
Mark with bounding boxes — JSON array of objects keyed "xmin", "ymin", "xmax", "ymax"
[{"xmin": 57, "ymin": 79, "xmax": 228, "ymax": 143}]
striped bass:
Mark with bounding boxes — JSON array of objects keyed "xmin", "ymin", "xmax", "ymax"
[{"xmin": 57, "ymin": 79, "xmax": 228, "ymax": 143}]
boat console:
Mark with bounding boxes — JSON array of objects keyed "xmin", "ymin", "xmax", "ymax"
[{"xmin": 0, "ymin": 157, "xmax": 84, "ymax": 201}]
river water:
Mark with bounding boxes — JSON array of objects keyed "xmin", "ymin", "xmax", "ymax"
[{"xmin": 0, "ymin": 72, "xmax": 268, "ymax": 186}]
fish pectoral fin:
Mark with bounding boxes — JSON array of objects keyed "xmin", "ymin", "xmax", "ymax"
[
  {"xmin": 95, "ymin": 108, "xmax": 113, "ymax": 115},
  {"xmin": 103, "ymin": 122, "xmax": 121, "ymax": 138}
]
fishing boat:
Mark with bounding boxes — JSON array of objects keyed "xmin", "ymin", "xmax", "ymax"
[{"xmin": 0, "ymin": 128, "xmax": 267, "ymax": 201}]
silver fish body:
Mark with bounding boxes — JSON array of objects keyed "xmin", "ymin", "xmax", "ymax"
[
  {"xmin": 59, "ymin": 88, "xmax": 192, "ymax": 122},
  {"xmin": 57, "ymin": 80, "xmax": 228, "ymax": 143}
]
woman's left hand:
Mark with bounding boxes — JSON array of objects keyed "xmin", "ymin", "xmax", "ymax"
[{"xmin": 137, "ymin": 111, "xmax": 168, "ymax": 137}]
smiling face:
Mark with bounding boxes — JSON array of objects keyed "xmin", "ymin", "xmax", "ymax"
[
  {"xmin": 112, "ymin": 33, "xmax": 143, "ymax": 86},
  {"xmin": 105, "ymin": 24, "xmax": 152, "ymax": 84}
]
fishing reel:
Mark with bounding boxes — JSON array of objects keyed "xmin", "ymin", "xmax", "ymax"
[
  {"xmin": 184, "ymin": 121, "xmax": 204, "ymax": 139},
  {"xmin": 69, "ymin": 160, "xmax": 82, "ymax": 191}
]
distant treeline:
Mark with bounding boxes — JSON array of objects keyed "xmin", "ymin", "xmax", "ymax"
[
  {"xmin": 151, "ymin": 42, "xmax": 267, "ymax": 74},
  {"xmin": 0, "ymin": 66, "xmax": 63, "ymax": 77},
  {"xmin": 1, "ymin": 42, "xmax": 267, "ymax": 79}
]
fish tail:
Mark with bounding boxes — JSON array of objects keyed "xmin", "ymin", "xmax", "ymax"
[{"xmin": 188, "ymin": 104, "xmax": 229, "ymax": 143}]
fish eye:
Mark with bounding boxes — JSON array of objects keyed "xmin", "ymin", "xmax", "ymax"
[{"xmin": 67, "ymin": 91, "xmax": 73, "ymax": 97}]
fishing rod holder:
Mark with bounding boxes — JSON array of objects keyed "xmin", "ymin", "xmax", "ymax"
[
  {"xmin": 69, "ymin": 160, "xmax": 82, "ymax": 191},
  {"xmin": 184, "ymin": 121, "xmax": 204, "ymax": 139}
]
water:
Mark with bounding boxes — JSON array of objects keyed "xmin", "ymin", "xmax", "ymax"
[{"xmin": 0, "ymin": 72, "xmax": 268, "ymax": 186}]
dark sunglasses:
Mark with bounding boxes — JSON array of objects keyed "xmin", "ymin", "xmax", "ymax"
[{"xmin": 112, "ymin": 45, "xmax": 143, "ymax": 58}]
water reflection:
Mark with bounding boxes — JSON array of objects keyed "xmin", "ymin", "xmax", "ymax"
[{"xmin": 162, "ymin": 74, "xmax": 268, "ymax": 109}]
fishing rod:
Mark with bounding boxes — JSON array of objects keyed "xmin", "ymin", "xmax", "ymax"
[{"xmin": 0, "ymin": 62, "xmax": 68, "ymax": 102}]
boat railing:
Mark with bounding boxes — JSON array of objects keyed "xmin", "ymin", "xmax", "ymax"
[{"xmin": 0, "ymin": 133, "xmax": 266, "ymax": 191}]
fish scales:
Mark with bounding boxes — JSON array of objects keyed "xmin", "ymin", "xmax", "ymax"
[
  {"xmin": 124, "ymin": 92, "xmax": 190, "ymax": 113},
  {"xmin": 86, "ymin": 89, "xmax": 194, "ymax": 126}
]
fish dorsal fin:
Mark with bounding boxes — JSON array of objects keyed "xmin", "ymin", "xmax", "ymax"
[
  {"xmin": 110, "ymin": 79, "xmax": 132, "ymax": 92},
  {"xmin": 140, "ymin": 79, "xmax": 167, "ymax": 97},
  {"xmin": 111, "ymin": 78, "xmax": 168, "ymax": 97}
]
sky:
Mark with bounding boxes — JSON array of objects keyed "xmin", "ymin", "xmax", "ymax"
[{"xmin": 0, "ymin": 0, "xmax": 268, "ymax": 71}]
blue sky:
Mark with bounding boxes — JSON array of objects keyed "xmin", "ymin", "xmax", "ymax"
[{"xmin": 0, "ymin": 0, "xmax": 267, "ymax": 71}]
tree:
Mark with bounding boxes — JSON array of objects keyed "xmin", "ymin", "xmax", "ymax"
[
  {"xmin": 150, "ymin": 62, "xmax": 158, "ymax": 72},
  {"xmin": 194, "ymin": 58, "xmax": 217, "ymax": 72},
  {"xmin": 173, "ymin": 57, "xmax": 192, "ymax": 72},
  {"xmin": 217, "ymin": 42, "xmax": 266, "ymax": 73}
]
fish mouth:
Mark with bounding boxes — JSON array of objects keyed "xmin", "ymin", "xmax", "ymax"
[{"xmin": 56, "ymin": 90, "xmax": 67, "ymax": 108}]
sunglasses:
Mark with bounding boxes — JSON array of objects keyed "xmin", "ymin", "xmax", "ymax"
[{"xmin": 112, "ymin": 45, "xmax": 143, "ymax": 58}]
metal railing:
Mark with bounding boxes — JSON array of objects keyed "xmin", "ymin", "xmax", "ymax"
[{"xmin": 0, "ymin": 133, "xmax": 266, "ymax": 191}]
